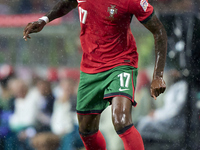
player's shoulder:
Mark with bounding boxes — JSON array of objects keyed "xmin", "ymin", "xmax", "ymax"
[{"xmin": 128, "ymin": 0, "xmax": 153, "ymax": 15}]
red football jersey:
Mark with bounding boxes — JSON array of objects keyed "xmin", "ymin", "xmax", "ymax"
[{"xmin": 77, "ymin": 0, "xmax": 154, "ymax": 73}]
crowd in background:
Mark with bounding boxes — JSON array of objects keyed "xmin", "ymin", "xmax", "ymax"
[{"xmin": 0, "ymin": 64, "xmax": 84, "ymax": 150}]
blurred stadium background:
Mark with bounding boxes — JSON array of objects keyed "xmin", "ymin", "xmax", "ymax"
[{"xmin": 0, "ymin": 0, "xmax": 200, "ymax": 150}]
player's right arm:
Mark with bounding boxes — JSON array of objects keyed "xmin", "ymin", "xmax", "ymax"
[{"xmin": 23, "ymin": 0, "xmax": 78, "ymax": 41}]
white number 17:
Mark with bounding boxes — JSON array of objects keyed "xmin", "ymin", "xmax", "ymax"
[
  {"xmin": 118, "ymin": 73, "xmax": 130, "ymax": 88},
  {"xmin": 79, "ymin": 7, "xmax": 87, "ymax": 24}
]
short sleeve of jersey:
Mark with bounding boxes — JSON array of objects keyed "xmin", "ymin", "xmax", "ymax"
[{"xmin": 128, "ymin": 0, "xmax": 154, "ymax": 23}]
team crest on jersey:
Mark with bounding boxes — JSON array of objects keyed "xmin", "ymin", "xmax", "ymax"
[
  {"xmin": 107, "ymin": 5, "xmax": 117, "ymax": 21},
  {"xmin": 140, "ymin": 0, "xmax": 148, "ymax": 12}
]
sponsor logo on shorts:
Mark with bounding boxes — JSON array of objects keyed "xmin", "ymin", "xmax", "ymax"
[{"xmin": 119, "ymin": 88, "xmax": 129, "ymax": 91}]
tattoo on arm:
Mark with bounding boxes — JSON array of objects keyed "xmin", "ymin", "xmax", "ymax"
[
  {"xmin": 45, "ymin": 0, "xmax": 78, "ymax": 22},
  {"xmin": 143, "ymin": 15, "xmax": 167, "ymax": 79}
]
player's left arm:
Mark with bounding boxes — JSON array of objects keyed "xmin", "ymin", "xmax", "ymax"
[{"xmin": 142, "ymin": 15, "xmax": 167, "ymax": 100}]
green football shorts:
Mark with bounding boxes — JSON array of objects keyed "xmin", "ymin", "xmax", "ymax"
[{"xmin": 76, "ymin": 65, "xmax": 138, "ymax": 115}]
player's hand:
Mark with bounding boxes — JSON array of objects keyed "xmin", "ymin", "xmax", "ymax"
[
  {"xmin": 23, "ymin": 19, "xmax": 46, "ymax": 41},
  {"xmin": 150, "ymin": 77, "xmax": 166, "ymax": 100}
]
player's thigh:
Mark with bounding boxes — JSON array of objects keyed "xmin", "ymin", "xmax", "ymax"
[
  {"xmin": 111, "ymin": 96, "xmax": 133, "ymax": 131},
  {"xmin": 78, "ymin": 114, "xmax": 101, "ymax": 134}
]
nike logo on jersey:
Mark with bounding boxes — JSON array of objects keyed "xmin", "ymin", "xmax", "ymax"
[
  {"xmin": 77, "ymin": 0, "xmax": 86, "ymax": 3},
  {"xmin": 119, "ymin": 88, "xmax": 129, "ymax": 91}
]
